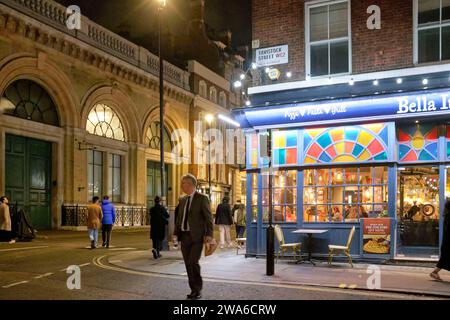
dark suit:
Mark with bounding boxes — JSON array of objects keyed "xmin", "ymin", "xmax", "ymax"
[{"xmin": 174, "ymin": 192, "xmax": 214, "ymax": 293}]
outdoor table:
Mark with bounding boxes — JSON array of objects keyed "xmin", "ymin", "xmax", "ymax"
[{"xmin": 292, "ymin": 229, "xmax": 329, "ymax": 265}]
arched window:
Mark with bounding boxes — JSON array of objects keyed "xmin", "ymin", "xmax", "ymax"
[
  {"xmin": 209, "ymin": 86, "xmax": 217, "ymax": 104},
  {"xmin": 219, "ymin": 92, "xmax": 227, "ymax": 108},
  {"xmin": 86, "ymin": 104, "xmax": 125, "ymax": 141},
  {"xmin": 199, "ymin": 80, "xmax": 207, "ymax": 98},
  {"xmin": 1, "ymin": 79, "xmax": 59, "ymax": 126},
  {"xmin": 146, "ymin": 121, "xmax": 174, "ymax": 153}
]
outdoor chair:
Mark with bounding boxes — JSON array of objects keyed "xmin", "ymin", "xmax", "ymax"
[
  {"xmin": 274, "ymin": 225, "xmax": 302, "ymax": 263},
  {"xmin": 328, "ymin": 226, "xmax": 356, "ymax": 267}
]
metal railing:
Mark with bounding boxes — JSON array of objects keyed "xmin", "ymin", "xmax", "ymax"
[{"xmin": 62, "ymin": 205, "xmax": 149, "ymax": 227}]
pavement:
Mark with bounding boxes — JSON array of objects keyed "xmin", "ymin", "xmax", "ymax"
[{"xmin": 105, "ymin": 245, "xmax": 450, "ymax": 298}]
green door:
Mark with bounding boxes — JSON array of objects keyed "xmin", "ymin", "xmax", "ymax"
[
  {"xmin": 147, "ymin": 161, "xmax": 169, "ymax": 208},
  {"xmin": 5, "ymin": 135, "xmax": 52, "ymax": 230}
]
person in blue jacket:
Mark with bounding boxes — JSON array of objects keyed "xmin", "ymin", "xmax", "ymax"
[{"xmin": 101, "ymin": 195, "xmax": 116, "ymax": 248}]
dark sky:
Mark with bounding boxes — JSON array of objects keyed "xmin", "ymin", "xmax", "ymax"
[{"xmin": 56, "ymin": 0, "xmax": 251, "ymax": 49}]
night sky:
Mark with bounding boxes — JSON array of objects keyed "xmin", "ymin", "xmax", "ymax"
[{"xmin": 55, "ymin": 0, "xmax": 251, "ymax": 54}]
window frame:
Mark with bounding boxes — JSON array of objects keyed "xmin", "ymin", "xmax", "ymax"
[
  {"xmin": 303, "ymin": 166, "xmax": 388, "ymax": 224},
  {"xmin": 414, "ymin": 0, "xmax": 450, "ymax": 64},
  {"xmin": 88, "ymin": 150, "xmax": 104, "ymax": 200},
  {"xmin": 108, "ymin": 153, "xmax": 122, "ymax": 203},
  {"xmin": 305, "ymin": 0, "xmax": 352, "ymax": 78}
]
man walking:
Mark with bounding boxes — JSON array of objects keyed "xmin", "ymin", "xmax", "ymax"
[
  {"xmin": 174, "ymin": 174, "xmax": 214, "ymax": 300},
  {"xmin": 101, "ymin": 195, "xmax": 115, "ymax": 248},
  {"xmin": 87, "ymin": 196, "xmax": 103, "ymax": 249}
]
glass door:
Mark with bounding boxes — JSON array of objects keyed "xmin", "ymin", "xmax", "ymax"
[{"xmin": 396, "ymin": 166, "xmax": 440, "ymax": 258}]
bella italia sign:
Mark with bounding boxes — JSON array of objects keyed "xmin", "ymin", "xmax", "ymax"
[{"xmin": 238, "ymin": 89, "xmax": 450, "ymax": 128}]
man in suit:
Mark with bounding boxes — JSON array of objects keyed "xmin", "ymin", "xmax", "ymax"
[{"xmin": 174, "ymin": 174, "xmax": 214, "ymax": 300}]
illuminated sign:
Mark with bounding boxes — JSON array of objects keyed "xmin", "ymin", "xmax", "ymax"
[
  {"xmin": 234, "ymin": 89, "xmax": 450, "ymax": 129},
  {"xmin": 255, "ymin": 45, "xmax": 288, "ymax": 67}
]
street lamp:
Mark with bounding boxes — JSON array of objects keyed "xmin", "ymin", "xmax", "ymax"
[
  {"xmin": 205, "ymin": 114, "xmax": 215, "ymax": 200},
  {"xmin": 157, "ymin": 0, "xmax": 166, "ymax": 206}
]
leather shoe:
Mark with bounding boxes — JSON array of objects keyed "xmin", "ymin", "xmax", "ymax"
[
  {"xmin": 152, "ymin": 249, "xmax": 158, "ymax": 259},
  {"xmin": 187, "ymin": 291, "xmax": 202, "ymax": 299}
]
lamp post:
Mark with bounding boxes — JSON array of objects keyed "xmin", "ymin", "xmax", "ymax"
[
  {"xmin": 205, "ymin": 114, "xmax": 215, "ymax": 200},
  {"xmin": 157, "ymin": 0, "xmax": 166, "ymax": 206}
]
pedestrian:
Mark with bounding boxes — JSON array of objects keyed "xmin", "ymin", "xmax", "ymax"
[
  {"xmin": 101, "ymin": 195, "xmax": 115, "ymax": 248},
  {"xmin": 232, "ymin": 200, "xmax": 242, "ymax": 235},
  {"xmin": 235, "ymin": 203, "xmax": 246, "ymax": 240},
  {"xmin": 430, "ymin": 199, "xmax": 450, "ymax": 281},
  {"xmin": 0, "ymin": 196, "xmax": 15, "ymax": 244},
  {"xmin": 87, "ymin": 196, "xmax": 103, "ymax": 249},
  {"xmin": 150, "ymin": 196, "xmax": 169, "ymax": 259},
  {"xmin": 215, "ymin": 197, "xmax": 233, "ymax": 249},
  {"xmin": 174, "ymin": 174, "xmax": 214, "ymax": 300}
]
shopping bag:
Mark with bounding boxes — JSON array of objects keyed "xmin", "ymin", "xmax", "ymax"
[{"xmin": 204, "ymin": 238, "xmax": 218, "ymax": 257}]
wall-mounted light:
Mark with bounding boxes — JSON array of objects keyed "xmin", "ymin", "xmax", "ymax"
[
  {"xmin": 349, "ymin": 79, "xmax": 354, "ymax": 86},
  {"xmin": 286, "ymin": 71, "xmax": 292, "ymax": 78},
  {"xmin": 245, "ymin": 100, "xmax": 251, "ymax": 106},
  {"xmin": 373, "ymin": 80, "xmax": 379, "ymax": 86},
  {"xmin": 423, "ymin": 79, "xmax": 429, "ymax": 85},
  {"xmin": 233, "ymin": 81, "xmax": 242, "ymax": 88},
  {"xmin": 240, "ymin": 74, "xmax": 246, "ymax": 80}
]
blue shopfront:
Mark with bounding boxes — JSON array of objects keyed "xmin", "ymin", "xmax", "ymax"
[{"xmin": 233, "ymin": 88, "xmax": 450, "ymax": 261}]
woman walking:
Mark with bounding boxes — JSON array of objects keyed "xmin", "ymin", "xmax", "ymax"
[
  {"xmin": 150, "ymin": 196, "xmax": 169, "ymax": 259},
  {"xmin": 215, "ymin": 197, "xmax": 233, "ymax": 249},
  {"xmin": 430, "ymin": 199, "xmax": 450, "ymax": 281}
]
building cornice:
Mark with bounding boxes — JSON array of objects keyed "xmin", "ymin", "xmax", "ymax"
[{"xmin": 0, "ymin": 2, "xmax": 194, "ymax": 105}]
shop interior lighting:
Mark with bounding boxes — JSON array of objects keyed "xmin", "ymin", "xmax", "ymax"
[
  {"xmin": 286, "ymin": 71, "xmax": 292, "ymax": 78},
  {"xmin": 245, "ymin": 100, "xmax": 251, "ymax": 106},
  {"xmin": 373, "ymin": 80, "xmax": 379, "ymax": 86},
  {"xmin": 397, "ymin": 78, "xmax": 403, "ymax": 84},
  {"xmin": 240, "ymin": 74, "xmax": 245, "ymax": 80},
  {"xmin": 349, "ymin": 79, "xmax": 354, "ymax": 86},
  {"xmin": 234, "ymin": 81, "xmax": 242, "ymax": 88},
  {"xmin": 423, "ymin": 79, "xmax": 429, "ymax": 85},
  {"xmin": 251, "ymin": 63, "xmax": 257, "ymax": 70}
]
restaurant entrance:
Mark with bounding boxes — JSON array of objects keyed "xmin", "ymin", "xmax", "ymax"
[{"xmin": 396, "ymin": 166, "xmax": 440, "ymax": 258}]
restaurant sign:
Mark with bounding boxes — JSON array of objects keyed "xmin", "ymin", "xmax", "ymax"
[
  {"xmin": 362, "ymin": 218, "xmax": 391, "ymax": 255},
  {"xmin": 255, "ymin": 45, "xmax": 288, "ymax": 67},
  {"xmin": 236, "ymin": 89, "xmax": 450, "ymax": 128}
]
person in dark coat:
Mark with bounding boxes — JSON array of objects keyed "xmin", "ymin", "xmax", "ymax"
[
  {"xmin": 215, "ymin": 197, "xmax": 233, "ymax": 249},
  {"xmin": 150, "ymin": 196, "xmax": 169, "ymax": 259},
  {"xmin": 101, "ymin": 195, "xmax": 116, "ymax": 248},
  {"xmin": 430, "ymin": 199, "xmax": 450, "ymax": 281}
]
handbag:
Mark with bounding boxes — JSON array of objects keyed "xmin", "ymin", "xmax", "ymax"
[{"xmin": 204, "ymin": 238, "xmax": 218, "ymax": 257}]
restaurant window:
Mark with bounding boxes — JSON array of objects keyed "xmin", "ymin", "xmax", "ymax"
[
  {"xmin": 108, "ymin": 154, "xmax": 122, "ymax": 203},
  {"xmin": 88, "ymin": 150, "xmax": 103, "ymax": 200},
  {"xmin": 306, "ymin": 0, "xmax": 350, "ymax": 77},
  {"xmin": 262, "ymin": 170, "xmax": 297, "ymax": 223},
  {"xmin": 416, "ymin": 0, "xmax": 450, "ymax": 63},
  {"xmin": 303, "ymin": 167, "xmax": 388, "ymax": 223}
]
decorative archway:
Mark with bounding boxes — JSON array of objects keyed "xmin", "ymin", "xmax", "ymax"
[
  {"xmin": 86, "ymin": 103, "xmax": 125, "ymax": 141},
  {"xmin": 0, "ymin": 55, "xmax": 78, "ymax": 127},
  {"xmin": 1, "ymin": 79, "xmax": 60, "ymax": 126}
]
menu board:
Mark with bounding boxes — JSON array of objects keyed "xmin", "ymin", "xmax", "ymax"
[{"xmin": 363, "ymin": 218, "xmax": 391, "ymax": 254}]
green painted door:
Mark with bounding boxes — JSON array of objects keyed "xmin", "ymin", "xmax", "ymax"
[
  {"xmin": 5, "ymin": 135, "xmax": 52, "ymax": 230},
  {"xmin": 147, "ymin": 161, "xmax": 169, "ymax": 208}
]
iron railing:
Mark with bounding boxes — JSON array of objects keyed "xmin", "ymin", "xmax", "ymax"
[{"xmin": 62, "ymin": 205, "xmax": 148, "ymax": 227}]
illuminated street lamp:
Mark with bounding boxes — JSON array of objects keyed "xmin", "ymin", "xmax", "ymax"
[{"xmin": 157, "ymin": 0, "xmax": 166, "ymax": 205}]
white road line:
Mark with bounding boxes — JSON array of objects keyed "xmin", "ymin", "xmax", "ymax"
[
  {"xmin": 34, "ymin": 273, "xmax": 54, "ymax": 279},
  {"xmin": 2, "ymin": 281, "xmax": 29, "ymax": 288},
  {"xmin": 108, "ymin": 248, "xmax": 136, "ymax": 251},
  {"xmin": 0, "ymin": 246, "xmax": 49, "ymax": 252},
  {"xmin": 109, "ymin": 260, "xmax": 122, "ymax": 263},
  {"xmin": 59, "ymin": 268, "xmax": 67, "ymax": 272},
  {"xmin": 79, "ymin": 263, "xmax": 90, "ymax": 267}
]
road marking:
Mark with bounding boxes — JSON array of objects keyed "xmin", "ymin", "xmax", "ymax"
[
  {"xmin": 339, "ymin": 284, "xmax": 347, "ymax": 289},
  {"xmin": 108, "ymin": 248, "xmax": 136, "ymax": 251},
  {"xmin": 2, "ymin": 281, "xmax": 29, "ymax": 288},
  {"xmin": 34, "ymin": 273, "xmax": 54, "ymax": 279},
  {"xmin": 0, "ymin": 246, "xmax": 49, "ymax": 252},
  {"xmin": 92, "ymin": 255, "xmax": 435, "ymax": 300},
  {"xmin": 349, "ymin": 284, "xmax": 358, "ymax": 289},
  {"xmin": 180, "ymin": 272, "xmax": 187, "ymax": 276},
  {"xmin": 109, "ymin": 260, "xmax": 122, "ymax": 263},
  {"xmin": 79, "ymin": 263, "xmax": 90, "ymax": 267}
]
